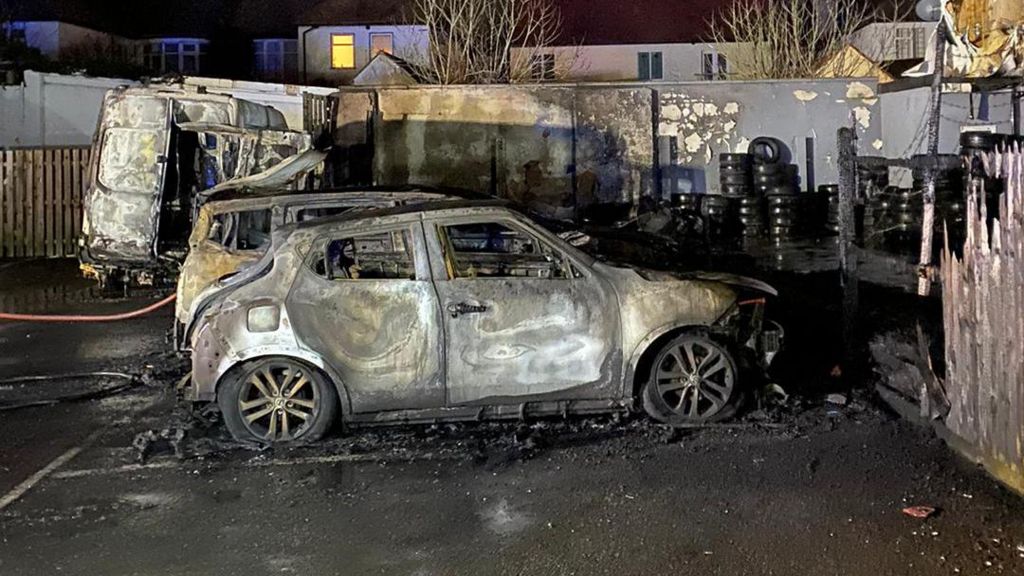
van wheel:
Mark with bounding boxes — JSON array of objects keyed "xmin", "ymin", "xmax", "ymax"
[
  {"xmin": 642, "ymin": 333, "xmax": 741, "ymax": 425},
  {"xmin": 219, "ymin": 358, "xmax": 337, "ymax": 444}
]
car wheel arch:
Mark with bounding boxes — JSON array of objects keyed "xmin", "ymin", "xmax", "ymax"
[
  {"xmin": 627, "ymin": 324, "xmax": 712, "ymax": 400},
  {"xmin": 214, "ymin": 353, "xmax": 353, "ymax": 420}
]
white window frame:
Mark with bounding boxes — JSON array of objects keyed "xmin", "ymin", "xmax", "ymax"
[
  {"xmin": 144, "ymin": 39, "xmax": 208, "ymax": 74},
  {"xmin": 701, "ymin": 51, "xmax": 728, "ymax": 81},
  {"xmin": 894, "ymin": 27, "xmax": 914, "ymax": 60},
  {"xmin": 253, "ymin": 39, "xmax": 298, "ymax": 79},
  {"xmin": 531, "ymin": 53, "xmax": 556, "ymax": 81},
  {"xmin": 369, "ymin": 32, "xmax": 394, "ymax": 57}
]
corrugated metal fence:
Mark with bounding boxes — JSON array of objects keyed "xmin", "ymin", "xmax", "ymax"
[
  {"xmin": 0, "ymin": 147, "xmax": 91, "ymax": 258},
  {"xmin": 942, "ymin": 147, "xmax": 1024, "ymax": 493}
]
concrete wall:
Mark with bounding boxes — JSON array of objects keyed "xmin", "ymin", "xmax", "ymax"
[
  {"xmin": 656, "ymin": 79, "xmax": 883, "ymax": 196},
  {"xmin": 333, "ymin": 78, "xmax": 882, "ymax": 214},
  {"xmin": 298, "ymin": 25, "xmax": 428, "ymax": 85},
  {"xmin": 529, "ymin": 43, "xmax": 739, "ymax": 83},
  {"xmin": 0, "ymin": 71, "xmax": 135, "ymax": 148}
]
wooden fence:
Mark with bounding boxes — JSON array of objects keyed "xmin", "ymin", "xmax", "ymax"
[
  {"xmin": 0, "ymin": 147, "xmax": 91, "ymax": 258},
  {"xmin": 942, "ymin": 147, "xmax": 1024, "ymax": 493}
]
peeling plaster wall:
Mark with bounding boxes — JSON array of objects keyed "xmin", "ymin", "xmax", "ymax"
[
  {"xmin": 656, "ymin": 78, "xmax": 882, "ymax": 196},
  {"xmin": 334, "ymin": 79, "xmax": 883, "ymax": 212}
]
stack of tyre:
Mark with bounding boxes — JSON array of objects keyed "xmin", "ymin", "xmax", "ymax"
[
  {"xmin": 719, "ymin": 152, "xmax": 759, "ymax": 238},
  {"xmin": 868, "ymin": 154, "xmax": 965, "ymax": 249},
  {"xmin": 819, "ymin": 184, "xmax": 841, "ymax": 235},
  {"xmin": 749, "ymin": 137, "xmax": 803, "ymax": 242}
]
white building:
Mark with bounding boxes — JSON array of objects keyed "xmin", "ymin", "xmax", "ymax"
[{"xmin": 297, "ymin": 24, "xmax": 429, "ymax": 86}]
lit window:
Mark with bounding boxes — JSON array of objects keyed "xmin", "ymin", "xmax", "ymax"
[
  {"xmin": 370, "ymin": 33, "xmax": 393, "ymax": 56},
  {"xmin": 331, "ymin": 34, "xmax": 355, "ymax": 69}
]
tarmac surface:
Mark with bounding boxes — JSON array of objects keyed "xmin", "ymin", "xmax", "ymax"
[{"xmin": 2, "ymin": 259, "xmax": 1024, "ymax": 576}]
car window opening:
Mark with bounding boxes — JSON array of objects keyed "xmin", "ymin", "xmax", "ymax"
[
  {"xmin": 208, "ymin": 209, "xmax": 273, "ymax": 251},
  {"xmin": 316, "ymin": 229, "xmax": 416, "ymax": 281},
  {"xmin": 440, "ymin": 222, "xmax": 570, "ymax": 280}
]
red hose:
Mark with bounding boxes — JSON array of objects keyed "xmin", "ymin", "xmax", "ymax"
[{"xmin": 0, "ymin": 294, "xmax": 176, "ymax": 323}]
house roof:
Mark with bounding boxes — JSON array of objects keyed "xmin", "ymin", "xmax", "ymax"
[{"xmin": 354, "ymin": 52, "xmax": 427, "ymax": 85}]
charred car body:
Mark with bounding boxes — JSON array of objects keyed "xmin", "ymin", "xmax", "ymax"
[
  {"xmin": 184, "ymin": 201, "xmax": 782, "ymax": 444},
  {"xmin": 175, "ymin": 186, "xmax": 483, "ymax": 329},
  {"xmin": 80, "ymin": 86, "xmax": 320, "ymax": 287}
]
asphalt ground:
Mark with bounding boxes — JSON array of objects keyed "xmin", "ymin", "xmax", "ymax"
[{"xmin": 1, "ymin": 259, "xmax": 1023, "ymax": 576}]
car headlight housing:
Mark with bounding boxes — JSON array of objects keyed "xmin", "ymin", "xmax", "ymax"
[{"xmin": 247, "ymin": 305, "xmax": 280, "ymax": 333}]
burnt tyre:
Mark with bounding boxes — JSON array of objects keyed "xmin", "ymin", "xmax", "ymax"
[
  {"xmin": 219, "ymin": 358, "xmax": 338, "ymax": 443},
  {"xmin": 642, "ymin": 333, "xmax": 741, "ymax": 425}
]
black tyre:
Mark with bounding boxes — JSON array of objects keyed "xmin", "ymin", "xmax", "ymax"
[
  {"xmin": 219, "ymin": 358, "xmax": 338, "ymax": 444},
  {"xmin": 752, "ymin": 162, "xmax": 781, "ymax": 175},
  {"xmin": 720, "ymin": 173, "xmax": 750, "ymax": 186},
  {"xmin": 642, "ymin": 333, "xmax": 742, "ymax": 425},
  {"xmin": 748, "ymin": 137, "xmax": 783, "ymax": 165},
  {"xmin": 719, "ymin": 152, "xmax": 752, "ymax": 166}
]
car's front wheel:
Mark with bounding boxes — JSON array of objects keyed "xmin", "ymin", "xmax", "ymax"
[
  {"xmin": 219, "ymin": 358, "xmax": 338, "ymax": 443},
  {"xmin": 642, "ymin": 332, "xmax": 741, "ymax": 425}
]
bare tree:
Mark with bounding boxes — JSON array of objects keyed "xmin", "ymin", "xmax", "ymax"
[
  {"xmin": 410, "ymin": 0, "xmax": 573, "ymax": 84},
  {"xmin": 710, "ymin": 0, "xmax": 902, "ymax": 80}
]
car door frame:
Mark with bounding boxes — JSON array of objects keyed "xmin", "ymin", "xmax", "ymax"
[
  {"xmin": 421, "ymin": 209, "xmax": 624, "ymax": 406},
  {"xmin": 284, "ymin": 216, "xmax": 447, "ymax": 413}
]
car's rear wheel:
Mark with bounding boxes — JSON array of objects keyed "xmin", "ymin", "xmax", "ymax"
[
  {"xmin": 642, "ymin": 333, "xmax": 741, "ymax": 425},
  {"xmin": 219, "ymin": 358, "xmax": 338, "ymax": 444}
]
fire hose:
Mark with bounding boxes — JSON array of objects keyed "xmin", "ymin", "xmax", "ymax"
[
  {"xmin": 0, "ymin": 294, "xmax": 176, "ymax": 323},
  {"xmin": 0, "ymin": 372, "xmax": 140, "ymax": 412}
]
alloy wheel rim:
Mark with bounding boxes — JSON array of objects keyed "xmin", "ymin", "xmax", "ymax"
[
  {"xmin": 238, "ymin": 363, "xmax": 318, "ymax": 441},
  {"xmin": 655, "ymin": 339, "xmax": 734, "ymax": 420}
]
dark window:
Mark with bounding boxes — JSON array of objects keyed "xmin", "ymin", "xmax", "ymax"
[
  {"xmin": 315, "ymin": 229, "xmax": 415, "ymax": 280},
  {"xmin": 145, "ymin": 40, "xmax": 207, "ymax": 75},
  {"xmin": 254, "ymin": 39, "xmax": 298, "ymax": 80},
  {"xmin": 6, "ymin": 23, "xmax": 26, "ymax": 44},
  {"xmin": 370, "ymin": 33, "xmax": 394, "ymax": 56},
  {"xmin": 439, "ymin": 222, "xmax": 569, "ymax": 279},
  {"xmin": 531, "ymin": 53, "xmax": 556, "ymax": 81},
  {"xmin": 701, "ymin": 52, "xmax": 728, "ymax": 80},
  {"xmin": 208, "ymin": 209, "xmax": 273, "ymax": 251},
  {"xmin": 638, "ymin": 51, "xmax": 663, "ymax": 81}
]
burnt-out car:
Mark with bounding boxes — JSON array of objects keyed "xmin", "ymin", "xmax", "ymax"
[
  {"xmin": 80, "ymin": 86, "xmax": 321, "ymax": 288},
  {"xmin": 175, "ymin": 186, "xmax": 480, "ymax": 330},
  {"xmin": 185, "ymin": 201, "xmax": 782, "ymax": 443}
]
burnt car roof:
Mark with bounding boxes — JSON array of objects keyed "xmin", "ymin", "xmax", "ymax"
[
  {"xmin": 290, "ymin": 199, "xmax": 512, "ymax": 231},
  {"xmin": 203, "ymin": 185, "xmax": 491, "ymax": 205}
]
